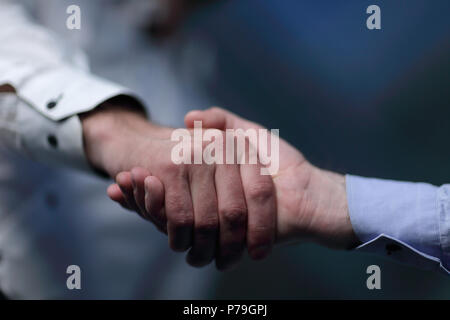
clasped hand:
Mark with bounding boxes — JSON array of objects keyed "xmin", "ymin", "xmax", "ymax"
[{"xmin": 103, "ymin": 107, "xmax": 358, "ymax": 270}]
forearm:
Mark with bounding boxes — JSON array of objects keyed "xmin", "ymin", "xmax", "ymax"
[
  {"xmin": 80, "ymin": 97, "xmax": 172, "ymax": 178},
  {"xmin": 0, "ymin": 2, "xmax": 148, "ymax": 174},
  {"xmin": 307, "ymin": 167, "xmax": 360, "ymax": 249},
  {"xmin": 81, "ymin": 98, "xmax": 148, "ymax": 177}
]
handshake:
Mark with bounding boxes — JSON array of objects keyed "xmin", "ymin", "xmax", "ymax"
[{"xmin": 81, "ymin": 103, "xmax": 359, "ymax": 270}]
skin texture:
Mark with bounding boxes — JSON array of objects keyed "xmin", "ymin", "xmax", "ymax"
[
  {"xmin": 80, "ymin": 103, "xmax": 277, "ymax": 270},
  {"xmin": 110, "ymin": 107, "xmax": 360, "ymax": 270},
  {"xmin": 184, "ymin": 108, "xmax": 359, "ymax": 249}
]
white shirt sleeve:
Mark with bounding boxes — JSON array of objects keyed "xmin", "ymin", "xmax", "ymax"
[{"xmin": 0, "ymin": 0, "xmax": 143, "ymax": 173}]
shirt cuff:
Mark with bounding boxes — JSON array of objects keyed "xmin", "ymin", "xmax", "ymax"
[
  {"xmin": 346, "ymin": 174, "xmax": 449, "ymax": 275},
  {"xmin": 14, "ymin": 65, "xmax": 141, "ymax": 121},
  {"xmin": 1, "ymin": 66, "xmax": 145, "ymax": 174}
]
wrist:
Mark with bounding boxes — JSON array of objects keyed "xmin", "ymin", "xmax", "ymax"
[
  {"xmin": 80, "ymin": 98, "xmax": 156, "ymax": 177},
  {"xmin": 313, "ymin": 168, "xmax": 360, "ymax": 249},
  {"xmin": 0, "ymin": 84, "xmax": 15, "ymax": 93}
]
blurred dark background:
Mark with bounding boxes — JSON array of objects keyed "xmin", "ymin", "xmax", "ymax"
[{"xmin": 173, "ymin": 0, "xmax": 450, "ymax": 298}]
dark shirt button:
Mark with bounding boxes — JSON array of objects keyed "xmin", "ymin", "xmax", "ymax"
[
  {"xmin": 46, "ymin": 101, "xmax": 57, "ymax": 109},
  {"xmin": 386, "ymin": 243, "xmax": 402, "ymax": 255},
  {"xmin": 47, "ymin": 135, "xmax": 58, "ymax": 148}
]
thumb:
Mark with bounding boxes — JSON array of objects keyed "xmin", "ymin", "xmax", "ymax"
[{"xmin": 185, "ymin": 107, "xmax": 236, "ymax": 130}]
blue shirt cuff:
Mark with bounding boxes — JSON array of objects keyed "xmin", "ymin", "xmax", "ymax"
[{"xmin": 346, "ymin": 175, "xmax": 449, "ymax": 275}]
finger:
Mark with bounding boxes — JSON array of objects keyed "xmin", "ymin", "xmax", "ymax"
[
  {"xmin": 185, "ymin": 107, "xmax": 262, "ymax": 131},
  {"xmin": 144, "ymin": 175, "xmax": 167, "ymax": 233},
  {"xmin": 240, "ymin": 158, "xmax": 277, "ymax": 260},
  {"xmin": 107, "ymin": 183, "xmax": 131, "ymax": 210},
  {"xmin": 116, "ymin": 171, "xmax": 141, "ymax": 215},
  {"xmin": 186, "ymin": 107, "xmax": 277, "ymax": 260},
  {"xmin": 130, "ymin": 167, "xmax": 151, "ymax": 217},
  {"xmin": 164, "ymin": 172, "xmax": 194, "ymax": 252},
  {"xmin": 186, "ymin": 166, "xmax": 219, "ymax": 267},
  {"xmin": 185, "ymin": 107, "xmax": 230, "ymax": 131},
  {"xmin": 214, "ymin": 164, "xmax": 247, "ymax": 271}
]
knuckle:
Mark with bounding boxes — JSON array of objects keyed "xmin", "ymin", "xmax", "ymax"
[
  {"xmin": 209, "ymin": 106, "xmax": 220, "ymax": 113},
  {"xmin": 209, "ymin": 106, "xmax": 224, "ymax": 115},
  {"xmin": 131, "ymin": 166, "xmax": 146, "ymax": 178},
  {"xmin": 247, "ymin": 181, "xmax": 274, "ymax": 202},
  {"xmin": 162, "ymin": 161, "xmax": 185, "ymax": 176},
  {"xmin": 220, "ymin": 206, "xmax": 247, "ymax": 227}
]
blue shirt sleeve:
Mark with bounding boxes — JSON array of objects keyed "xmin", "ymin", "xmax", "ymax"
[{"xmin": 346, "ymin": 175, "xmax": 449, "ymax": 275}]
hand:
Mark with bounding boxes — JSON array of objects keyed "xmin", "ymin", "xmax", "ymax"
[
  {"xmin": 183, "ymin": 107, "xmax": 360, "ymax": 250},
  {"xmin": 110, "ymin": 105, "xmax": 359, "ymax": 270},
  {"xmin": 81, "ymin": 102, "xmax": 277, "ymax": 270}
]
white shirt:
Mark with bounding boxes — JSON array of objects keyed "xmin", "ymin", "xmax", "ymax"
[{"xmin": 0, "ymin": 0, "xmax": 217, "ymax": 298}]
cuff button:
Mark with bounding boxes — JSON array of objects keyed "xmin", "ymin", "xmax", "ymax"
[
  {"xmin": 47, "ymin": 94, "xmax": 63, "ymax": 109},
  {"xmin": 47, "ymin": 135, "xmax": 58, "ymax": 148},
  {"xmin": 46, "ymin": 101, "xmax": 57, "ymax": 109}
]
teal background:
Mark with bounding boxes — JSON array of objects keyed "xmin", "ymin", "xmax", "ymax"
[{"xmin": 179, "ymin": 0, "xmax": 450, "ymax": 299}]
